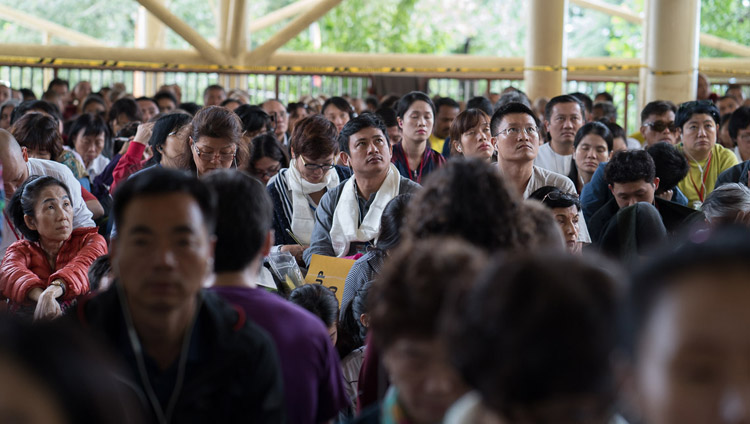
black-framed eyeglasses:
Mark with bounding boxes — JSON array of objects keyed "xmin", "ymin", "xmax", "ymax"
[
  {"xmin": 643, "ymin": 121, "xmax": 678, "ymax": 133},
  {"xmin": 192, "ymin": 141, "xmax": 237, "ymax": 162},
  {"xmin": 252, "ymin": 163, "xmax": 282, "ymax": 178},
  {"xmin": 299, "ymin": 155, "xmax": 335, "ymax": 172}
]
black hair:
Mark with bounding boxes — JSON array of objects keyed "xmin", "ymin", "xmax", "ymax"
[
  {"xmin": 444, "ymin": 252, "xmax": 622, "ymax": 418},
  {"xmin": 67, "ymin": 113, "xmax": 111, "ymax": 149},
  {"xmin": 675, "ymin": 100, "xmax": 720, "ymax": 129},
  {"xmin": 289, "ymin": 284, "xmax": 339, "ymax": 328},
  {"xmin": 112, "ymin": 167, "xmax": 216, "ymax": 234},
  {"xmin": 605, "ymin": 150, "xmax": 656, "ymax": 185},
  {"xmin": 645, "ymin": 142, "xmax": 690, "ymax": 193},
  {"xmin": 395, "ymin": 91, "xmax": 436, "ymax": 119},
  {"xmin": 374, "ymin": 107, "xmax": 398, "ymax": 127},
  {"xmin": 248, "ymin": 134, "xmax": 289, "ymax": 170},
  {"xmin": 9, "ymin": 176, "xmax": 72, "ymax": 242},
  {"xmin": 494, "ymin": 90, "xmax": 532, "ymax": 111},
  {"xmin": 0, "ymin": 318, "xmax": 144, "ymax": 424},
  {"xmin": 107, "ymin": 98, "xmax": 141, "ymax": 125},
  {"xmin": 11, "ymin": 99, "xmax": 62, "ymax": 125},
  {"xmin": 19, "ymin": 88, "xmax": 36, "ymax": 100},
  {"xmin": 82, "ymin": 94, "xmax": 107, "ymax": 113},
  {"xmin": 287, "ymin": 101, "xmax": 307, "ymax": 114},
  {"xmin": 203, "ymin": 84, "xmax": 225, "ymax": 96},
  {"xmin": 627, "ymin": 227, "xmax": 750, "ymax": 357},
  {"xmin": 573, "ymin": 121, "xmax": 613, "ymax": 152},
  {"xmin": 374, "ymin": 193, "xmax": 412, "ymax": 253},
  {"xmin": 47, "ymin": 78, "xmax": 69, "ymax": 90},
  {"xmin": 544, "ymin": 94, "xmax": 586, "ymax": 122},
  {"xmin": 728, "ymin": 106, "xmax": 750, "ymax": 140},
  {"xmin": 352, "ymin": 281, "xmax": 372, "ymax": 342},
  {"xmin": 322, "ymin": 96, "xmax": 354, "ymax": 118},
  {"xmin": 146, "ymin": 112, "xmax": 192, "ymax": 166},
  {"xmin": 466, "ymin": 96, "xmax": 494, "ymax": 116},
  {"xmin": 337, "ymin": 113, "xmax": 389, "ymax": 155},
  {"xmin": 592, "ymin": 101, "xmax": 617, "ymax": 123},
  {"xmin": 203, "ymin": 170, "xmax": 273, "ymax": 273},
  {"xmin": 490, "ymin": 102, "xmax": 539, "ymax": 136},
  {"xmin": 434, "ymin": 96, "xmax": 460, "ymax": 113},
  {"xmin": 640, "ymin": 100, "xmax": 677, "ymax": 123},
  {"xmin": 220, "ymin": 98, "xmax": 242, "ymax": 108},
  {"xmin": 178, "ymin": 102, "xmax": 201, "ymax": 116},
  {"xmin": 365, "ymin": 95, "xmax": 379, "ymax": 110},
  {"xmin": 135, "ymin": 96, "xmax": 158, "ymax": 107},
  {"xmin": 595, "ymin": 91, "xmax": 614, "ymax": 103},
  {"xmin": 570, "ymin": 92, "xmax": 593, "ymax": 114},
  {"xmin": 235, "ymin": 104, "xmax": 272, "ymax": 134},
  {"xmin": 603, "ymin": 120, "xmax": 625, "ymax": 141},
  {"xmin": 338, "ymin": 280, "xmax": 374, "ymax": 355},
  {"xmin": 528, "ymin": 186, "xmax": 581, "ymax": 211},
  {"xmin": 153, "ymin": 90, "xmax": 178, "ymax": 107},
  {"xmin": 87, "ymin": 254, "xmax": 111, "ymax": 292}
]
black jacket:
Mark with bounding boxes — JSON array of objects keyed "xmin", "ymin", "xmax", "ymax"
[{"xmin": 75, "ymin": 286, "xmax": 286, "ymax": 424}]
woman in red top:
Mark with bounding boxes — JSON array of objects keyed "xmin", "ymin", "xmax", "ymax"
[{"xmin": 1, "ymin": 176, "xmax": 107, "ymax": 320}]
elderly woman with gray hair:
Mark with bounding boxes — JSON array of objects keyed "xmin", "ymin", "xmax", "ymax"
[{"xmin": 701, "ymin": 183, "xmax": 750, "ymax": 227}]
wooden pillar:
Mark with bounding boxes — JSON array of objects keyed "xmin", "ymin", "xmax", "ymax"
[
  {"xmin": 643, "ymin": 0, "xmax": 701, "ymax": 104},
  {"xmin": 135, "ymin": 1, "xmax": 166, "ymax": 97},
  {"xmin": 524, "ymin": 0, "xmax": 568, "ymax": 101}
]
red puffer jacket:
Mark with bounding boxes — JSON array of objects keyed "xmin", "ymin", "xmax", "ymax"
[{"xmin": 0, "ymin": 227, "xmax": 107, "ymax": 304}]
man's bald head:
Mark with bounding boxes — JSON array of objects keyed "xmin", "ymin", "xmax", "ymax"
[{"xmin": 0, "ymin": 129, "xmax": 29, "ymax": 199}]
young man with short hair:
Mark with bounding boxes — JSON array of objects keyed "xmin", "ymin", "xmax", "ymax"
[
  {"xmin": 304, "ymin": 114, "xmax": 420, "ymax": 264},
  {"xmin": 204, "ymin": 170, "xmax": 349, "ymax": 424},
  {"xmin": 534, "ymin": 94, "xmax": 586, "ymax": 175},
  {"xmin": 429, "ymin": 97, "xmax": 460, "ymax": 153}
]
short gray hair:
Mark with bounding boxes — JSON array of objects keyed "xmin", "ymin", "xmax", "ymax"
[{"xmin": 701, "ymin": 183, "xmax": 750, "ymax": 223}]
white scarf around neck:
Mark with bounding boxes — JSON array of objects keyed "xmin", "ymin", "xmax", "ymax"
[
  {"xmin": 286, "ymin": 158, "xmax": 341, "ymax": 245},
  {"xmin": 329, "ymin": 163, "xmax": 401, "ymax": 257}
]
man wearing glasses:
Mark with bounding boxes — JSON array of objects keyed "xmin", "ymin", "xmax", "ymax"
[
  {"xmin": 492, "ymin": 102, "xmax": 591, "ymax": 244},
  {"xmin": 262, "ymin": 99, "xmax": 290, "ymax": 148},
  {"xmin": 640, "ymin": 100, "xmax": 679, "ymax": 147}
]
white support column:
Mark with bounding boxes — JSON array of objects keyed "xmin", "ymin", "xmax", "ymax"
[
  {"xmin": 524, "ymin": 0, "xmax": 568, "ymax": 101},
  {"xmin": 643, "ymin": 0, "xmax": 701, "ymax": 104}
]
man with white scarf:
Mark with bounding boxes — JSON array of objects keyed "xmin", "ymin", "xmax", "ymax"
[
  {"xmin": 304, "ymin": 114, "xmax": 421, "ymax": 266},
  {"xmin": 267, "ymin": 115, "xmax": 352, "ymax": 264}
]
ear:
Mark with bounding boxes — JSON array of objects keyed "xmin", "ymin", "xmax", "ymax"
[
  {"xmin": 544, "ymin": 119, "xmax": 551, "ymax": 132},
  {"xmin": 397, "ymin": 117, "xmax": 403, "ymax": 129},
  {"xmin": 339, "ymin": 151, "xmax": 350, "ymax": 167},
  {"xmin": 21, "ymin": 146, "xmax": 28, "ymax": 162},
  {"xmin": 290, "ymin": 147, "xmax": 296, "ymax": 158},
  {"xmin": 23, "ymin": 214, "xmax": 36, "ymax": 231},
  {"xmin": 359, "ymin": 313, "xmax": 370, "ymax": 329},
  {"xmin": 608, "ymin": 184, "xmax": 615, "ymax": 196},
  {"xmin": 652, "ymin": 177, "xmax": 660, "ymax": 192},
  {"xmin": 639, "ymin": 124, "xmax": 647, "ymax": 138}
]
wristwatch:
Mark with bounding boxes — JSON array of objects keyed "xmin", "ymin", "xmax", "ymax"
[{"xmin": 49, "ymin": 280, "xmax": 66, "ymax": 296}]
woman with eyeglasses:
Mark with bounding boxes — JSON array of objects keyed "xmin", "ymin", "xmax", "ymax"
[
  {"xmin": 266, "ymin": 115, "xmax": 351, "ymax": 265},
  {"xmin": 528, "ymin": 186, "xmax": 583, "ymax": 255},
  {"xmin": 189, "ymin": 106, "xmax": 248, "ymax": 176},
  {"xmin": 249, "ymin": 134, "xmax": 289, "ymax": 185},
  {"xmin": 568, "ymin": 121, "xmax": 613, "ymax": 194}
]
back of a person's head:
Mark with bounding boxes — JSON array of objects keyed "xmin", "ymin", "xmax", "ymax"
[
  {"xmin": 113, "ymin": 167, "xmax": 216, "ymax": 234},
  {"xmin": 0, "ymin": 318, "xmax": 143, "ymax": 424},
  {"xmin": 605, "ymin": 150, "xmax": 656, "ymax": 186},
  {"xmin": 517, "ymin": 201, "xmax": 565, "ymax": 250},
  {"xmin": 701, "ymin": 183, "xmax": 750, "ymax": 225},
  {"xmin": 640, "ymin": 100, "xmax": 677, "ymax": 123},
  {"xmin": 202, "ymin": 170, "xmax": 273, "ymax": 273},
  {"xmin": 645, "ymin": 142, "xmax": 689, "ymax": 193},
  {"xmin": 108, "ymin": 97, "xmax": 141, "ymax": 123},
  {"xmin": 405, "ymin": 157, "xmax": 524, "ymax": 251},
  {"xmin": 444, "ymin": 252, "xmax": 622, "ymax": 419},
  {"xmin": 466, "ymin": 96, "xmax": 494, "ymax": 116},
  {"xmin": 374, "ymin": 107, "xmax": 398, "ymax": 128},
  {"xmin": 10, "ymin": 112, "xmax": 63, "ymax": 159},
  {"xmin": 234, "ymin": 104, "xmax": 270, "ymax": 134},
  {"xmin": 369, "ymin": 237, "xmax": 487, "ymax": 350},
  {"xmin": 288, "ymin": 284, "xmax": 339, "ymax": 328}
]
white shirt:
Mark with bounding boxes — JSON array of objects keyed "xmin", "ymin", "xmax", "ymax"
[
  {"xmin": 734, "ymin": 145, "xmax": 746, "ymax": 163},
  {"xmin": 86, "ymin": 155, "xmax": 111, "ymax": 180},
  {"xmin": 523, "ymin": 165, "xmax": 591, "ymax": 243},
  {"xmin": 534, "ymin": 142, "xmax": 573, "ymax": 175},
  {"xmin": 1, "ymin": 158, "xmax": 94, "ymax": 256}
]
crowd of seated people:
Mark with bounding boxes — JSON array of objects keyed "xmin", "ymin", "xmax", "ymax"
[{"xmin": 1, "ymin": 74, "xmax": 750, "ymax": 424}]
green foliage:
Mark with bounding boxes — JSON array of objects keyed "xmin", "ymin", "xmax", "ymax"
[{"xmin": 699, "ymin": 0, "xmax": 750, "ymax": 58}]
